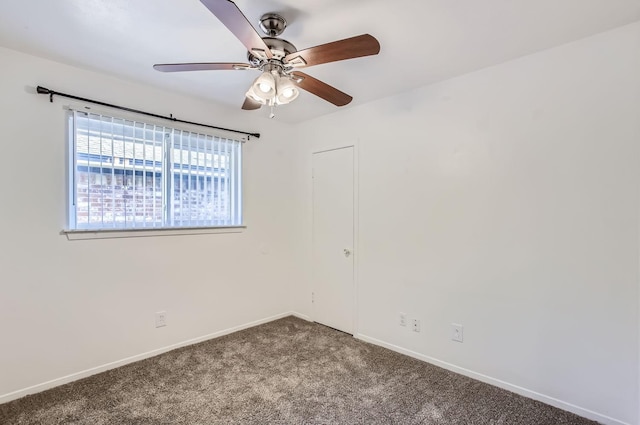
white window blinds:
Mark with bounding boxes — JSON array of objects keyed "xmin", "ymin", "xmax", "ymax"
[{"xmin": 69, "ymin": 110, "xmax": 242, "ymax": 230}]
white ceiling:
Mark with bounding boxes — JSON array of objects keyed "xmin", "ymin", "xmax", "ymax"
[{"xmin": 1, "ymin": 0, "xmax": 639, "ymax": 123}]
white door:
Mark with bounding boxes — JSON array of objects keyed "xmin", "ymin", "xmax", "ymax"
[{"xmin": 312, "ymin": 146, "xmax": 354, "ymax": 334}]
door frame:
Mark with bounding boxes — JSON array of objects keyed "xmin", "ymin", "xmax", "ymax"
[{"xmin": 311, "ymin": 143, "xmax": 359, "ymax": 336}]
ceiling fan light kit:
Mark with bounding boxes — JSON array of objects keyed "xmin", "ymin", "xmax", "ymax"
[
  {"xmin": 154, "ymin": 0, "xmax": 381, "ymax": 118},
  {"xmin": 246, "ymin": 71, "xmax": 300, "ymax": 119}
]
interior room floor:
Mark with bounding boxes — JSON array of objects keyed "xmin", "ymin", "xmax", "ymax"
[{"xmin": 0, "ymin": 316, "xmax": 596, "ymax": 424}]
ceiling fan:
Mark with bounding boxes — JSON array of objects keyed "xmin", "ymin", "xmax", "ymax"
[{"xmin": 153, "ymin": 0, "xmax": 381, "ymax": 117}]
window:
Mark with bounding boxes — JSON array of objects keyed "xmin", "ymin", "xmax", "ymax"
[{"xmin": 68, "ymin": 110, "xmax": 242, "ymax": 231}]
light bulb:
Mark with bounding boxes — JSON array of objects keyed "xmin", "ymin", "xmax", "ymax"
[
  {"xmin": 259, "ymin": 82, "xmax": 272, "ymax": 93},
  {"xmin": 282, "ymin": 88, "xmax": 294, "ymax": 98}
]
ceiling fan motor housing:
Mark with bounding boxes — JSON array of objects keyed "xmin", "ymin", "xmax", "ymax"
[{"xmin": 247, "ymin": 37, "xmax": 297, "ymax": 65}]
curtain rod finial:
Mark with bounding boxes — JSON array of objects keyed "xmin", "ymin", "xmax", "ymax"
[{"xmin": 36, "ymin": 86, "xmax": 54, "ymax": 102}]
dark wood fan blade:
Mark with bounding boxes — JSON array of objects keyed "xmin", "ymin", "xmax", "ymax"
[
  {"xmin": 291, "ymin": 71, "xmax": 352, "ymax": 106},
  {"xmin": 200, "ymin": 0, "xmax": 273, "ymax": 59},
  {"xmin": 284, "ymin": 34, "xmax": 380, "ymax": 68},
  {"xmin": 242, "ymin": 97, "xmax": 262, "ymax": 110},
  {"xmin": 153, "ymin": 63, "xmax": 252, "ymax": 72}
]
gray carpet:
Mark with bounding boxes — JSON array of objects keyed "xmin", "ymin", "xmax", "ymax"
[{"xmin": 1, "ymin": 316, "xmax": 597, "ymax": 424}]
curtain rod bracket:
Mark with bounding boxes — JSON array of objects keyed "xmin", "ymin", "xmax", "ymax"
[{"xmin": 35, "ymin": 85, "xmax": 260, "ymax": 139}]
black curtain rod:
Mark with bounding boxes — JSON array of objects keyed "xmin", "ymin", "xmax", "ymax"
[{"xmin": 36, "ymin": 86, "xmax": 260, "ymax": 139}]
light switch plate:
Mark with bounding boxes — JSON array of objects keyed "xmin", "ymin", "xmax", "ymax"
[{"xmin": 452, "ymin": 323, "xmax": 463, "ymax": 342}]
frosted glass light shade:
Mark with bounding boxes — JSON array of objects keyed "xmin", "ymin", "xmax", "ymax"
[
  {"xmin": 275, "ymin": 77, "xmax": 299, "ymax": 105},
  {"xmin": 245, "ymin": 85, "xmax": 266, "ymax": 104},
  {"xmin": 251, "ymin": 72, "xmax": 276, "ymax": 101}
]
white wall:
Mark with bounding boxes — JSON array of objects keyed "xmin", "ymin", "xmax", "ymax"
[
  {"xmin": 1, "ymin": 20, "xmax": 639, "ymax": 425},
  {"xmin": 0, "ymin": 47, "xmax": 298, "ymax": 400},
  {"xmin": 291, "ymin": 23, "xmax": 640, "ymax": 425}
]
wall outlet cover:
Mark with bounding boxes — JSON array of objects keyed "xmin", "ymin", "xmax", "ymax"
[{"xmin": 412, "ymin": 318, "xmax": 420, "ymax": 332}]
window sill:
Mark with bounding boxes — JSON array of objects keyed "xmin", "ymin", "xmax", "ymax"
[{"xmin": 62, "ymin": 226, "xmax": 246, "ymax": 240}]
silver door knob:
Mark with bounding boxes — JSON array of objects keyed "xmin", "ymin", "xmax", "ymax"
[{"xmin": 343, "ymin": 249, "xmax": 352, "ymax": 257}]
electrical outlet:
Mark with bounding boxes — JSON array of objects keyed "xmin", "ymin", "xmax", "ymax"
[
  {"xmin": 412, "ymin": 318, "xmax": 420, "ymax": 332},
  {"xmin": 155, "ymin": 311, "xmax": 167, "ymax": 328},
  {"xmin": 399, "ymin": 313, "xmax": 406, "ymax": 327},
  {"xmin": 452, "ymin": 323, "xmax": 463, "ymax": 342}
]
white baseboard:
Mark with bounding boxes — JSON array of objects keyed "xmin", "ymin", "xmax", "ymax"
[
  {"xmin": 290, "ymin": 311, "xmax": 311, "ymax": 322},
  {"xmin": 356, "ymin": 333, "xmax": 630, "ymax": 425},
  {"xmin": 0, "ymin": 311, "xmax": 296, "ymax": 405}
]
